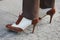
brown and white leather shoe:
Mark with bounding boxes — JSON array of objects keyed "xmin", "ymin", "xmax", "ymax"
[
  {"xmin": 6, "ymin": 15, "xmax": 40, "ymax": 33},
  {"xmin": 39, "ymin": 8, "xmax": 55, "ymax": 23}
]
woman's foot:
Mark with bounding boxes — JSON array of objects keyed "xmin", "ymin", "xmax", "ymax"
[
  {"xmin": 6, "ymin": 15, "xmax": 40, "ymax": 33},
  {"xmin": 39, "ymin": 8, "xmax": 52, "ymax": 18},
  {"xmin": 39, "ymin": 8, "xmax": 55, "ymax": 23},
  {"xmin": 6, "ymin": 16, "xmax": 32, "ymax": 32}
]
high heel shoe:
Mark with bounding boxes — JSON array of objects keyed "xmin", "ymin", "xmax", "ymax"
[
  {"xmin": 39, "ymin": 8, "xmax": 55, "ymax": 23},
  {"xmin": 46, "ymin": 8, "xmax": 55, "ymax": 23},
  {"xmin": 6, "ymin": 15, "xmax": 40, "ymax": 33}
]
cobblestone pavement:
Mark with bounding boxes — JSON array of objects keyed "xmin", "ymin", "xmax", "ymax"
[{"xmin": 0, "ymin": 0, "xmax": 60, "ymax": 40}]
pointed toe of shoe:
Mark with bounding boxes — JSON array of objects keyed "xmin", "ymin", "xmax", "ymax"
[
  {"xmin": 6, "ymin": 24, "xmax": 23, "ymax": 32},
  {"xmin": 6, "ymin": 24, "xmax": 14, "ymax": 31},
  {"xmin": 6, "ymin": 24, "xmax": 12, "ymax": 28}
]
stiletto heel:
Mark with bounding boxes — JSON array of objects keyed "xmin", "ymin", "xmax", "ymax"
[
  {"xmin": 32, "ymin": 24, "xmax": 36, "ymax": 33},
  {"xmin": 50, "ymin": 14, "xmax": 54, "ymax": 23},
  {"xmin": 32, "ymin": 18, "xmax": 39, "ymax": 33},
  {"xmin": 47, "ymin": 8, "xmax": 55, "ymax": 23}
]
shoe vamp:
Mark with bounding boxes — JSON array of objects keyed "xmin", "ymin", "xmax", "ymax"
[{"xmin": 12, "ymin": 17, "xmax": 32, "ymax": 30}]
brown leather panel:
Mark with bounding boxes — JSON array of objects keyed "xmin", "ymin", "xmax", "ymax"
[
  {"xmin": 6, "ymin": 24, "xmax": 23, "ymax": 32},
  {"xmin": 16, "ymin": 15, "xmax": 23, "ymax": 25}
]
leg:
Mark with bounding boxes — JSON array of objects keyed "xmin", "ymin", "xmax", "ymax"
[
  {"xmin": 6, "ymin": 0, "xmax": 40, "ymax": 33},
  {"xmin": 22, "ymin": 0, "xmax": 40, "ymax": 20},
  {"xmin": 16, "ymin": 0, "xmax": 40, "ymax": 24},
  {"xmin": 40, "ymin": 0, "xmax": 55, "ymax": 9},
  {"xmin": 39, "ymin": 0, "xmax": 55, "ymax": 23},
  {"xmin": 22, "ymin": 0, "xmax": 40, "ymax": 33}
]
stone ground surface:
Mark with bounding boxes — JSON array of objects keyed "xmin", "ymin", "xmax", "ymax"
[{"xmin": 0, "ymin": 0, "xmax": 60, "ymax": 40}]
